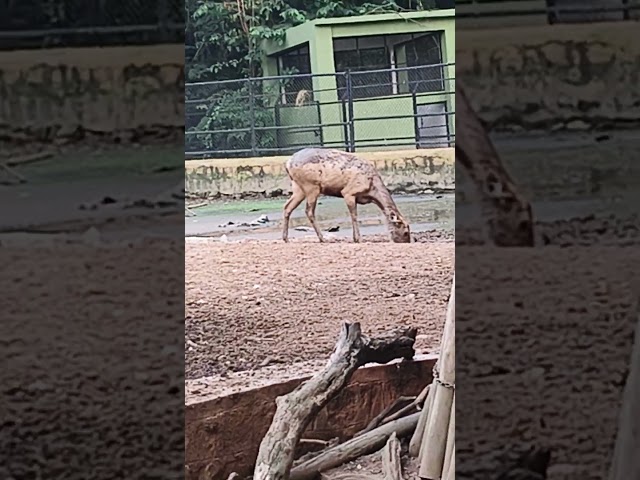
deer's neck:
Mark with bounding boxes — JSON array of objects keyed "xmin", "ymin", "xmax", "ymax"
[{"xmin": 372, "ymin": 180, "xmax": 401, "ymax": 218}]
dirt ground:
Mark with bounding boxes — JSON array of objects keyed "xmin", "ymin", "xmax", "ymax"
[
  {"xmin": 1, "ymin": 239, "xmax": 184, "ymax": 479},
  {"xmin": 185, "ymin": 235, "xmax": 454, "ymax": 380}
]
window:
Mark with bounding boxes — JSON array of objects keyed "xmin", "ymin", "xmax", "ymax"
[
  {"xmin": 276, "ymin": 44, "xmax": 314, "ymax": 105},
  {"xmin": 396, "ymin": 32, "xmax": 445, "ymax": 93},
  {"xmin": 333, "ymin": 36, "xmax": 392, "ymax": 99}
]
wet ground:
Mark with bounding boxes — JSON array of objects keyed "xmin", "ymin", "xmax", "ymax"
[{"xmin": 186, "ymin": 194, "xmax": 454, "ymax": 241}]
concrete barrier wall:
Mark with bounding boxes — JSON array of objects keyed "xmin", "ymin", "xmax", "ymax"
[
  {"xmin": 457, "ymin": 22, "xmax": 640, "ymax": 130},
  {"xmin": 185, "ymin": 148, "xmax": 454, "ymax": 198},
  {"xmin": 0, "ymin": 45, "xmax": 184, "ymax": 140},
  {"xmin": 185, "ymin": 356, "xmax": 435, "ymax": 480}
]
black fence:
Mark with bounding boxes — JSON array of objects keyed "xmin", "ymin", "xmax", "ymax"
[
  {"xmin": 185, "ymin": 63, "xmax": 455, "ymax": 159},
  {"xmin": 0, "ymin": 0, "xmax": 183, "ymax": 49},
  {"xmin": 457, "ymin": 0, "xmax": 640, "ymax": 23}
]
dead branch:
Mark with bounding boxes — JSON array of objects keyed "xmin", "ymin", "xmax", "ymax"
[
  {"xmin": 294, "ymin": 437, "xmax": 340, "ymax": 467},
  {"xmin": 358, "ymin": 396, "xmax": 415, "ymax": 436},
  {"xmin": 380, "ymin": 384, "xmax": 431, "ymax": 427},
  {"xmin": 381, "ymin": 432, "xmax": 403, "ymax": 480},
  {"xmin": 289, "ymin": 412, "xmax": 420, "ymax": 480},
  {"xmin": 299, "ymin": 439, "xmax": 332, "ymax": 447},
  {"xmin": 6, "ymin": 150, "xmax": 54, "ymax": 167},
  {"xmin": 253, "ymin": 323, "xmax": 417, "ymax": 480},
  {"xmin": 189, "ymin": 202, "xmax": 207, "ymax": 209}
]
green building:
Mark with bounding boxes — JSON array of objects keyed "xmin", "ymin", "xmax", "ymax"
[{"xmin": 260, "ymin": 10, "xmax": 455, "ymax": 152}]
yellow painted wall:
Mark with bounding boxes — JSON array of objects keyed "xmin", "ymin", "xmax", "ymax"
[{"xmin": 185, "ymin": 147, "xmax": 454, "ymax": 197}]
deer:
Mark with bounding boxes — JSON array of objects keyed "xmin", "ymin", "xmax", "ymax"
[{"xmin": 281, "ymin": 148, "xmax": 411, "ymax": 243}]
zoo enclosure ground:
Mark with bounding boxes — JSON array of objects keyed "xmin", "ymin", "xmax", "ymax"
[{"xmin": 185, "ymin": 238, "xmax": 455, "ymax": 380}]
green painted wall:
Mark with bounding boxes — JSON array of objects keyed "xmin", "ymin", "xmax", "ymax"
[{"xmin": 261, "ymin": 11, "xmax": 455, "ymax": 151}]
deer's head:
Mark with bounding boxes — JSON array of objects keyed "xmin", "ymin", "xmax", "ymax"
[{"xmin": 388, "ymin": 211, "xmax": 411, "ymax": 243}]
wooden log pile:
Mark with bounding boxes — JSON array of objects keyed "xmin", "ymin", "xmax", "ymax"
[{"xmin": 232, "ymin": 277, "xmax": 456, "ymax": 479}]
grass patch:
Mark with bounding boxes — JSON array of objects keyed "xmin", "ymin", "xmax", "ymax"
[{"xmin": 14, "ymin": 144, "xmax": 183, "ymax": 184}]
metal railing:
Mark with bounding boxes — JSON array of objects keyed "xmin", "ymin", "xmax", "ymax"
[
  {"xmin": 185, "ymin": 63, "xmax": 455, "ymax": 159},
  {"xmin": 0, "ymin": 0, "xmax": 183, "ymax": 49},
  {"xmin": 456, "ymin": 0, "xmax": 640, "ymax": 24}
]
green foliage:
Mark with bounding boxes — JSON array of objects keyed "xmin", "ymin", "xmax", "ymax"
[
  {"xmin": 186, "ymin": 0, "xmax": 422, "ymax": 82},
  {"xmin": 185, "ymin": 0, "xmax": 428, "ymax": 156},
  {"xmin": 188, "ymin": 81, "xmax": 286, "ymax": 155}
]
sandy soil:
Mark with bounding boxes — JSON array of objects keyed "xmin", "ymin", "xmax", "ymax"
[{"xmin": 185, "ymin": 235, "xmax": 455, "ymax": 380}]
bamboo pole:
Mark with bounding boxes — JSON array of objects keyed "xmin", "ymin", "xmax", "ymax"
[
  {"xmin": 442, "ymin": 392, "xmax": 455, "ymax": 478},
  {"xmin": 608, "ymin": 309, "xmax": 640, "ymax": 480},
  {"xmin": 418, "ymin": 275, "xmax": 455, "ymax": 479},
  {"xmin": 409, "ymin": 377, "xmax": 435, "ymax": 457},
  {"xmin": 444, "ymin": 448, "xmax": 455, "ymax": 480}
]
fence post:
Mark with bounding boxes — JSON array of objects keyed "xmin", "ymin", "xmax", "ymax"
[
  {"xmin": 345, "ymin": 70, "xmax": 356, "ymax": 153},
  {"xmin": 157, "ymin": 0, "xmax": 169, "ymax": 42},
  {"xmin": 248, "ymin": 78, "xmax": 257, "ymax": 156}
]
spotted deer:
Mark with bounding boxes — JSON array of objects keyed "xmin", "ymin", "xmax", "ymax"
[
  {"xmin": 456, "ymin": 87, "xmax": 535, "ymax": 246},
  {"xmin": 282, "ymin": 148, "xmax": 411, "ymax": 243}
]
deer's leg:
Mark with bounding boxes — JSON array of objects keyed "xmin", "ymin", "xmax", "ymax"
[
  {"xmin": 305, "ymin": 188, "xmax": 325, "ymax": 243},
  {"xmin": 282, "ymin": 183, "xmax": 305, "ymax": 243},
  {"xmin": 343, "ymin": 194, "xmax": 361, "ymax": 243}
]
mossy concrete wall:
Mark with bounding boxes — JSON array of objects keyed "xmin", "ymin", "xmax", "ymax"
[
  {"xmin": 0, "ymin": 45, "xmax": 184, "ymax": 140},
  {"xmin": 185, "ymin": 148, "xmax": 454, "ymax": 198},
  {"xmin": 457, "ymin": 22, "xmax": 640, "ymax": 131}
]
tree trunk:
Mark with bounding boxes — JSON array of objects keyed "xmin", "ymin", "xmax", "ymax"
[{"xmin": 254, "ymin": 323, "xmax": 417, "ymax": 480}]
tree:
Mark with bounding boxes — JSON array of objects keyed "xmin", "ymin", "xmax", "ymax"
[{"xmin": 185, "ymin": 0, "xmax": 433, "ymax": 82}]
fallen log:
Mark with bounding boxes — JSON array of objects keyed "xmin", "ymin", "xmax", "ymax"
[
  {"xmin": 290, "ymin": 412, "xmax": 420, "ymax": 480},
  {"xmin": 381, "ymin": 432, "xmax": 403, "ymax": 480},
  {"xmin": 253, "ymin": 323, "xmax": 417, "ymax": 480}
]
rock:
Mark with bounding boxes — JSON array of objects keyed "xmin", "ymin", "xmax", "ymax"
[
  {"xmin": 325, "ymin": 225, "xmax": 340, "ymax": 232},
  {"xmin": 219, "ymin": 234, "xmax": 229, "ymax": 243},
  {"xmin": 295, "ymin": 226, "xmax": 312, "ymax": 232},
  {"xmin": 101, "ymin": 196, "xmax": 117, "ymax": 204},
  {"xmin": 81, "ymin": 227, "xmax": 101, "ymax": 245}
]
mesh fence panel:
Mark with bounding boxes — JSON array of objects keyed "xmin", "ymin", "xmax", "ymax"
[
  {"xmin": 185, "ymin": 64, "xmax": 455, "ymax": 159},
  {"xmin": 0, "ymin": 0, "xmax": 183, "ymax": 49}
]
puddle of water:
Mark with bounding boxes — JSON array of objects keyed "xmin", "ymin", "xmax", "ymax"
[{"xmin": 186, "ymin": 194, "xmax": 454, "ymax": 240}]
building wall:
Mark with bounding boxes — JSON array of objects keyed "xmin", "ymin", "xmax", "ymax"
[
  {"xmin": 185, "ymin": 147, "xmax": 454, "ymax": 198},
  {"xmin": 0, "ymin": 44, "xmax": 184, "ymax": 140},
  {"xmin": 261, "ymin": 12, "xmax": 455, "ymax": 151}
]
